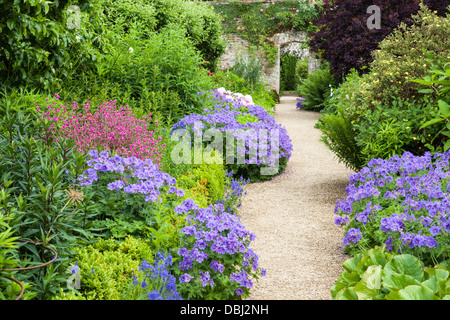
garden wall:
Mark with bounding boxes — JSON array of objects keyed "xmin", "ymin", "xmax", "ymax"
[
  {"xmin": 210, "ymin": 0, "xmax": 321, "ymax": 93},
  {"xmin": 218, "ymin": 31, "xmax": 320, "ymax": 93}
]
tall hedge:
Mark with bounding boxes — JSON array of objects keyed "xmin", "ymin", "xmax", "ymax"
[{"xmin": 0, "ymin": 0, "xmax": 107, "ymax": 90}]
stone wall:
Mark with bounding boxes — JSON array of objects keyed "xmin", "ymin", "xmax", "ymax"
[{"xmin": 218, "ymin": 31, "xmax": 320, "ymax": 94}]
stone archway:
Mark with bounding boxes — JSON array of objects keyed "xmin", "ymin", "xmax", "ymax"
[
  {"xmin": 279, "ymin": 41, "xmax": 309, "ymax": 92},
  {"xmin": 218, "ymin": 30, "xmax": 320, "ymax": 94},
  {"xmin": 269, "ymin": 31, "xmax": 307, "ymax": 93}
]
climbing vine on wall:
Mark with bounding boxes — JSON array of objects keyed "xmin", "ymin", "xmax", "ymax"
[{"xmin": 207, "ymin": 0, "xmax": 323, "ymax": 66}]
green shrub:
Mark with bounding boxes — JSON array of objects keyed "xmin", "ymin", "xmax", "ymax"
[
  {"xmin": 411, "ymin": 63, "xmax": 450, "ymax": 152},
  {"xmin": 101, "ymin": 0, "xmax": 225, "ymax": 69},
  {"xmin": 54, "ymin": 236, "xmax": 155, "ymax": 300},
  {"xmin": 332, "ymin": 246, "xmax": 450, "ymax": 300},
  {"xmin": 296, "ymin": 65, "xmax": 336, "ymax": 111},
  {"xmin": 349, "ymin": 5, "xmax": 450, "ymax": 113},
  {"xmin": 316, "ymin": 70, "xmax": 367, "ymax": 171},
  {"xmin": 319, "ymin": 7, "xmax": 450, "ymax": 169},
  {"xmin": 93, "ymin": 26, "xmax": 209, "ymax": 121},
  {"xmin": 280, "ymin": 54, "xmax": 299, "ymax": 92},
  {"xmin": 0, "ymin": 0, "xmax": 107, "ymax": 91},
  {"xmin": 295, "ymin": 57, "xmax": 309, "ymax": 87},
  {"xmin": 101, "ymin": 0, "xmax": 158, "ymax": 39},
  {"xmin": 176, "ymin": 162, "xmax": 226, "ymax": 208},
  {"xmin": 148, "ymin": 0, "xmax": 225, "ymax": 70},
  {"xmin": 229, "ymin": 51, "xmax": 262, "ymax": 89},
  {"xmin": 353, "ymin": 96, "xmax": 439, "ymax": 161},
  {"xmin": 316, "ymin": 106, "xmax": 364, "ymax": 172}
]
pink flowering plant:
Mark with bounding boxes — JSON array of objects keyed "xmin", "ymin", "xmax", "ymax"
[{"xmin": 38, "ymin": 97, "xmax": 165, "ymax": 166}]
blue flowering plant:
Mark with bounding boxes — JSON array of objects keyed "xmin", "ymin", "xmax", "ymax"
[
  {"xmin": 171, "ymin": 88, "xmax": 293, "ymax": 182},
  {"xmin": 124, "ymin": 252, "xmax": 183, "ymax": 300},
  {"xmin": 76, "ymin": 150, "xmax": 187, "ymax": 239},
  {"xmin": 171, "ymin": 198, "xmax": 266, "ymax": 300},
  {"xmin": 296, "ymin": 96, "xmax": 304, "ymax": 110},
  {"xmin": 335, "ymin": 151, "xmax": 450, "ymax": 266},
  {"xmin": 221, "ymin": 170, "xmax": 250, "ymax": 215}
]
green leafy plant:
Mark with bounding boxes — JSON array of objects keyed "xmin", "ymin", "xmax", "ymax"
[
  {"xmin": 296, "ymin": 65, "xmax": 336, "ymax": 111},
  {"xmin": 411, "ymin": 64, "xmax": 450, "ymax": 151},
  {"xmin": 53, "ymin": 236, "xmax": 155, "ymax": 300},
  {"xmin": 280, "ymin": 54, "xmax": 299, "ymax": 92},
  {"xmin": 0, "ymin": 96, "xmax": 98, "ymax": 299},
  {"xmin": 0, "ymin": 213, "xmax": 37, "ymax": 300},
  {"xmin": 353, "ymin": 96, "xmax": 438, "ymax": 161},
  {"xmin": 295, "ymin": 57, "xmax": 309, "ymax": 87},
  {"xmin": 0, "ymin": 0, "xmax": 108, "ymax": 91},
  {"xmin": 100, "ymin": 26, "xmax": 210, "ymax": 120},
  {"xmin": 176, "ymin": 161, "xmax": 226, "ymax": 207},
  {"xmin": 229, "ymin": 50, "xmax": 262, "ymax": 89},
  {"xmin": 348, "ymin": 5, "xmax": 450, "ymax": 113},
  {"xmin": 316, "ymin": 106, "xmax": 364, "ymax": 171},
  {"xmin": 332, "ymin": 245, "xmax": 450, "ymax": 300}
]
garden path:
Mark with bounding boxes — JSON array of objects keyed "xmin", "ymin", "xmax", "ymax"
[{"xmin": 239, "ymin": 94, "xmax": 355, "ymax": 300}]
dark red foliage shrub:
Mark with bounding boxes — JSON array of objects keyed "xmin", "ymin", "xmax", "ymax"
[{"xmin": 308, "ymin": 0, "xmax": 449, "ymax": 82}]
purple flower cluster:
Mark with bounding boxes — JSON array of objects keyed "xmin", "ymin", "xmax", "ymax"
[
  {"xmin": 335, "ymin": 151, "xmax": 450, "ymax": 257},
  {"xmin": 133, "ymin": 252, "xmax": 183, "ymax": 300},
  {"xmin": 175, "ymin": 199, "xmax": 265, "ymax": 295},
  {"xmin": 171, "ymin": 89, "xmax": 293, "ymax": 167},
  {"xmin": 296, "ymin": 97, "xmax": 304, "ymax": 110},
  {"xmin": 78, "ymin": 150, "xmax": 184, "ymax": 203},
  {"xmin": 342, "ymin": 228, "xmax": 362, "ymax": 246}
]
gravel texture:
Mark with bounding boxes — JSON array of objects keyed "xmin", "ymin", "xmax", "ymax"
[{"xmin": 239, "ymin": 94, "xmax": 355, "ymax": 300}]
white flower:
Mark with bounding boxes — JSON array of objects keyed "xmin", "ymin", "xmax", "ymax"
[
  {"xmin": 129, "ymin": 47, "xmax": 134, "ymax": 54},
  {"xmin": 217, "ymin": 87, "xmax": 227, "ymax": 95},
  {"xmin": 244, "ymin": 95, "xmax": 253, "ymax": 104}
]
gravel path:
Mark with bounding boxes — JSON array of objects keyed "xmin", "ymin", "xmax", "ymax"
[{"xmin": 239, "ymin": 94, "xmax": 355, "ymax": 300}]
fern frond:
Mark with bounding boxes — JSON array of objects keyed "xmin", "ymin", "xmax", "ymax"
[{"xmin": 317, "ymin": 107, "xmax": 364, "ymax": 171}]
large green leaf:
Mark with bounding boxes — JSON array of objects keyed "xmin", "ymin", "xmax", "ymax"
[
  {"xmin": 421, "ymin": 276, "xmax": 440, "ymax": 294},
  {"xmin": 331, "ymin": 270, "xmax": 361, "ymax": 297},
  {"xmin": 438, "ymin": 100, "xmax": 450, "ymax": 118},
  {"xmin": 388, "ymin": 285, "xmax": 439, "ymax": 300},
  {"xmin": 342, "ymin": 255, "xmax": 362, "ymax": 272},
  {"xmin": 354, "ymin": 265, "xmax": 382, "ymax": 300},
  {"xmin": 444, "ymin": 139, "xmax": 450, "ymax": 152},
  {"xmin": 368, "ymin": 251, "xmax": 391, "ymax": 268},
  {"xmin": 383, "ymin": 273, "xmax": 421, "ymax": 292},
  {"xmin": 334, "ymin": 287, "xmax": 359, "ymax": 300},
  {"xmin": 383, "ymin": 254, "xmax": 424, "ymax": 281},
  {"xmin": 420, "ymin": 117, "xmax": 444, "ymax": 129},
  {"xmin": 424, "ymin": 268, "xmax": 450, "ymax": 281}
]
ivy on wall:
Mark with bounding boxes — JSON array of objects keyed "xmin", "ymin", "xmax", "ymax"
[{"xmin": 206, "ymin": 0, "xmax": 323, "ymax": 66}]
